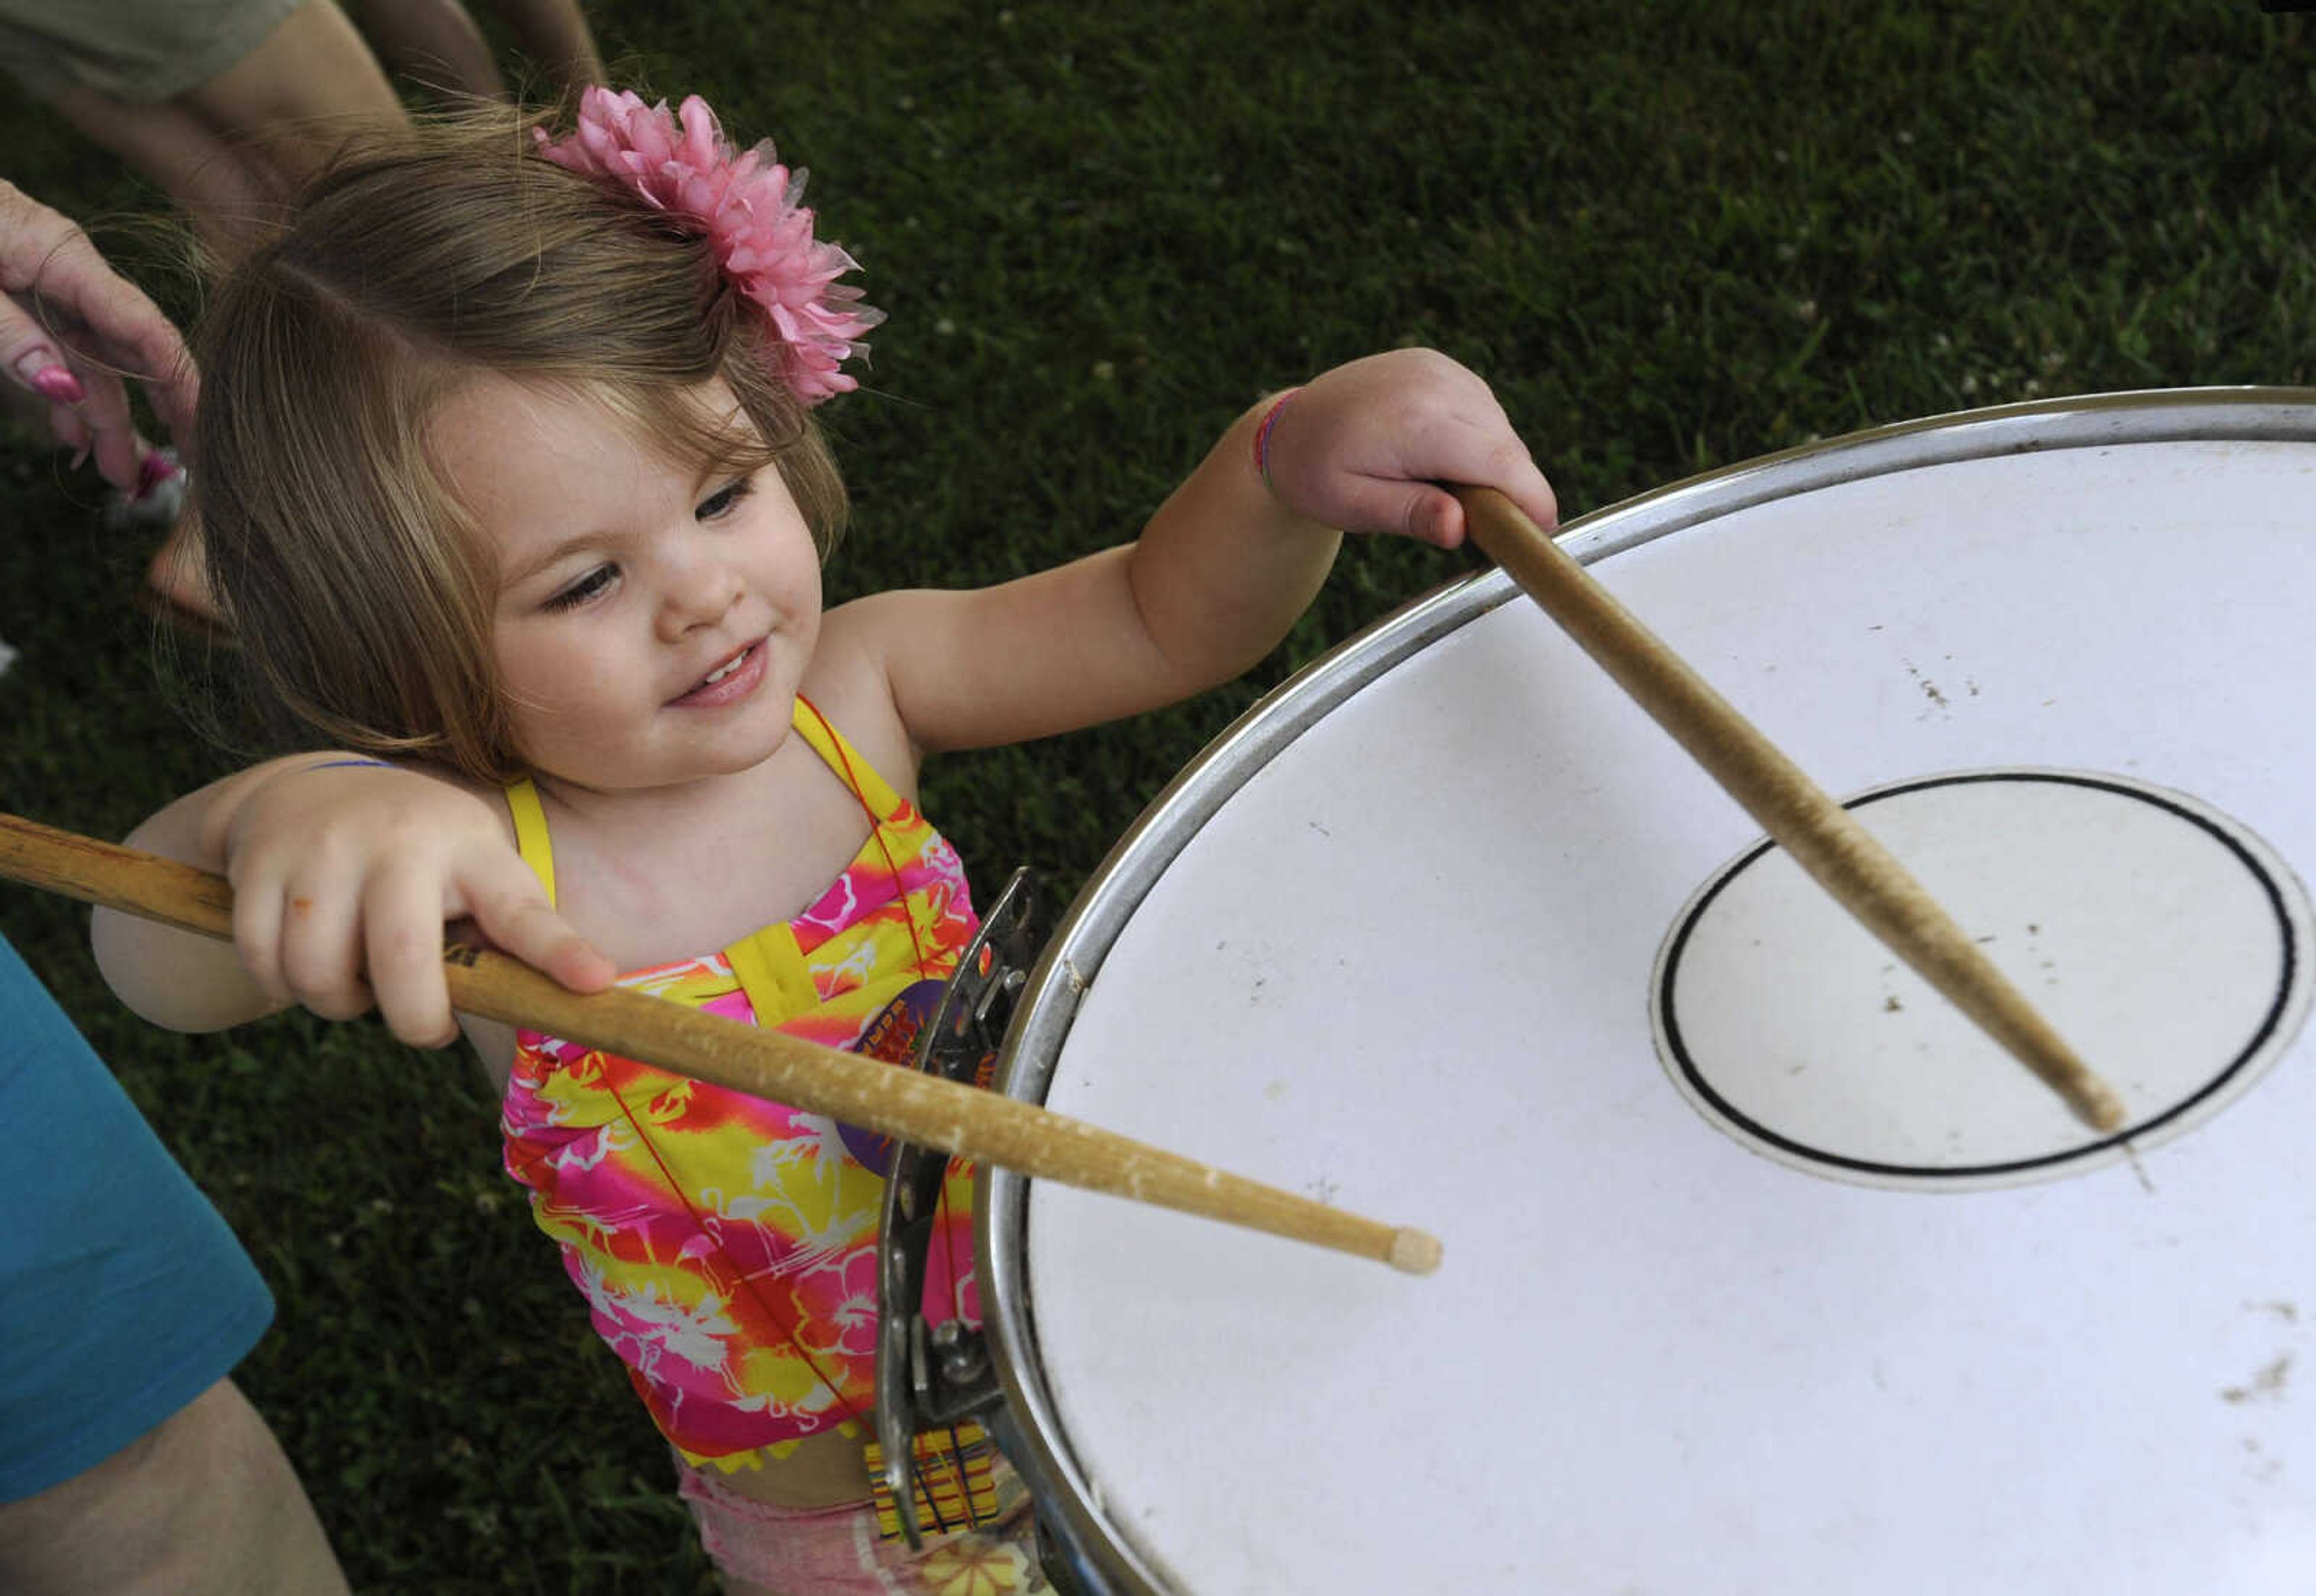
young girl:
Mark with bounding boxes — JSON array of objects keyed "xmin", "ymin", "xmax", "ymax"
[{"xmin": 91, "ymin": 88, "xmax": 1558, "ymax": 1593}]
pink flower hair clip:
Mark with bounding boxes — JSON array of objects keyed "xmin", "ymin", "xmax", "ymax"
[{"xmin": 534, "ymin": 87, "xmax": 882, "ymax": 405}]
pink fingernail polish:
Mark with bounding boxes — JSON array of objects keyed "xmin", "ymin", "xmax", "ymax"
[
  {"xmin": 27, "ymin": 364, "xmax": 83, "ymax": 405},
  {"xmin": 137, "ymin": 449, "xmax": 182, "ymax": 498}
]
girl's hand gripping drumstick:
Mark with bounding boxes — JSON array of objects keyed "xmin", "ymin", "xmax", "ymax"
[
  {"xmin": 0, "ymin": 811, "xmax": 1444, "ymax": 1274},
  {"xmin": 1454, "ymin": 486, "xmax": 2127, "ymax": 1134}
]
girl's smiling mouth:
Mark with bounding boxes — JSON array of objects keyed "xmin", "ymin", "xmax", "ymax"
[{"xmin": 668, "ymin": 640, "xmax": 767, "ymax": 707}]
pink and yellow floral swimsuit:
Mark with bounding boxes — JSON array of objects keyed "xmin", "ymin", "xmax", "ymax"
[{"xmin": 499, "ymin": 697, "xmax": 982, "ymax": 1471}]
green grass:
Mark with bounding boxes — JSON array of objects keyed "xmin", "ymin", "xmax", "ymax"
[{"xmin": 2, "ymin": 0, "xmax": 2312, "ymax": 1587}]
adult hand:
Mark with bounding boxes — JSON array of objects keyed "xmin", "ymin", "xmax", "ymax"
[{"xmin": 0, "ymin": 178, "xmax": 197, "ymax": 497}]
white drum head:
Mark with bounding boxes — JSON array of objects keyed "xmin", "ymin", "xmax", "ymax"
[{"xmin": 985, "ymin": 393, "xmax": 2316, "ymax": 1594}]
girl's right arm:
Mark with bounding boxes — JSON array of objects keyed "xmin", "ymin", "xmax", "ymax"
[{"xmin": 92, "ymin": 757, "xmax": 612, "ymax": 1047}]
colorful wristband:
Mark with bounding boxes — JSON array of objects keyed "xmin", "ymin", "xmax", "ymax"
[{"xmin": 1252, "ymin": 388, "xmax": 1300, "ymax": 491}]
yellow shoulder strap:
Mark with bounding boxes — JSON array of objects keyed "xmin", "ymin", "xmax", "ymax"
[
  {"xmin": 789, "ymin": 695, "xmax": 902, "ymax": 816},
  {"xmin": 503, "ymin": 777, "xmax": 557, "ymax": 910}
]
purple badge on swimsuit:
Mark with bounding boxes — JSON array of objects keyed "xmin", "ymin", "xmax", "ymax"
[{"xmin": 837, "ymin": 978, "xmax": 947, "ymax": 1175}]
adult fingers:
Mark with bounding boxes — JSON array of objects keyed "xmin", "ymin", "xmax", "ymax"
[
  {"xmin": 3, "ymin": 294, "xmax": 162, "ymax": 495},
  {"xmin": 0, "ymin": 291, "xmax": 138, "ymax": 493},
  {"xmin": 69, "ymin": 355, "xmax": 149, "ymax": 496},
  {"xmin": 2, "ymin": 218, "xmax": 198, "ymax": 443},
  {"xmin": 46, "ymin": 402, "xmax": 88, "ymax": 465},
  {"xmin": 0, "ymin": 291, "xmax": 85, "ymax": 411}
]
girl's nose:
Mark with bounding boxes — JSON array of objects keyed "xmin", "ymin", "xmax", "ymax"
[{"xmin": 656, "ymin": 555, "xmax": 745, "ymax": 639}]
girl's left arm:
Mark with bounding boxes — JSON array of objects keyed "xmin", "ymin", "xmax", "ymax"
[{"xmin": 855, "ymin": 348, "xmax": 1557, "ymax": 754}]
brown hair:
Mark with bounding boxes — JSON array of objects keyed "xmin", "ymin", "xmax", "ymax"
[{"xmin": 192, "ymin": 105, "xmax": 850, "ymax": 784}]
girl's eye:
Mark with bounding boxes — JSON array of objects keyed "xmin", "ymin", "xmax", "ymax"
[
  {"xmin": 544, "ymin": 564, "xmax": 618, "ymax": 612},
  {"xmin": 697, "ymin": 477, "xmax": 754, "ymax": 522}
]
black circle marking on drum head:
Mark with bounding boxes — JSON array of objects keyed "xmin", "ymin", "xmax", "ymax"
[{"xmin": 1652, "ymin": 769, "xmax": 2312, "ymax": 1191}]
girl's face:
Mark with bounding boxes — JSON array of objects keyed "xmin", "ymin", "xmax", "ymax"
[{"xmin": 432, "ymin": 372, "xmax": 823, "ymax": 792}]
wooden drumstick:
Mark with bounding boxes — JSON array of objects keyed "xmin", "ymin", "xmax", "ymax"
[
  {"xmin": 1455, "ymin": 486, "xmax": 2127, "ymax": 1134},
  {"xmin": 0, "ymin": 812, "xmax": 1443, "ymax": 1275}
]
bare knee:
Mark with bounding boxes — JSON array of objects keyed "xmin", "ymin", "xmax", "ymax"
[
  {"xmin": 188, "ymin": 0, "xmax": 408, "ymax": 185},
  {"xmin": 0, "ymin": 1380, "xmax": 347, "ymax": 1596},
  {"xmin": 49, "ymin": 1, "xmax": 407, "ymax": 253},
  {"xmin": 46, "ymin": 89, "xmax": 275, "ymax": 251}
]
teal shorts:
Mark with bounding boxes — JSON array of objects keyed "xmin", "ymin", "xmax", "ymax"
[{"xmin": 0, "ymin": 932, "xmax": 271, "ymax": 1502}]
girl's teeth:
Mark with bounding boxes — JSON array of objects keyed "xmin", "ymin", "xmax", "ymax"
[{"xmin": 703, "ymin": 651, "xmax": 744, "ymax": 686}]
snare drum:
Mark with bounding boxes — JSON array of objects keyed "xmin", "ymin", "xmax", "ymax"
[{"xmin": 979, "ymin": 391, "xmax": 2316, "ymax": 1593}]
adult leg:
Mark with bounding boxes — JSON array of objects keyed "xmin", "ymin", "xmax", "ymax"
[
  {"xmin": 344, "ymin": 0, "xmax": 505, "ymax": 98},
  {"xmin": 0, "ymin": 1379, "xmax": 348, "ymax": 1596},
  {"xmin": 46, "ymin": 0, "xmax": 405, "ymax": 255},
  {"xmin": 44, "ymin": 0, "xmax": 406, "ymax": 624},
  {"xmin": 0, "ymin": 933, "xmax": 344, "ymax": 1591},
  {"xmin": 487, "ymin": 0, "xmax": 604, "ymax": 99}
]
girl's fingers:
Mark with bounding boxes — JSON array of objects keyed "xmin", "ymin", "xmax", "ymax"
[
  {"xmin": 275, "ymin": 873, "xmax": 374, "ymax": 1022},
  {"xmin": 463, "ymin": 865, "xmax": 618, "ymax": 994},
  {"xmin": 229, "ymin": 871, "xmax": 293, "ymax": 1012},
  {"xmin": 364, "ymin": 868, "xmax": 462, "ymax": 1048},
  {"xmin": 530, "ymin": 915, "xmax": 620, "ymax": 993},
  {"xmin": 1265, "ymin": 350, "xmax": 1556, "ymax": 547},
  {"xmin": 1409, "ymin": 487, "xmax": 1467, "ymax": 549},
  {"xmin": 1456, "ymin": 426, "xmax": 1559, "ymax": 537},
  {"xmin": 1326, "ymin": 475, "xmax": 1470, "ymax": 549}
]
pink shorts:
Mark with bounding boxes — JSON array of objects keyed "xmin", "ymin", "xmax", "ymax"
[{"xmin": 675, "ymin": 1451, "xmax": 1055, "ymax": 1594}]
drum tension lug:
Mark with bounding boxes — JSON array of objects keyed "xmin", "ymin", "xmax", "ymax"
[
  {"xmin": 911, "ymin": 1315, "xmax": 994, "ymax": 1426},
  {"xmin": 875, "ymin": 866, "xmax": 1039, "ymax": 1548}
]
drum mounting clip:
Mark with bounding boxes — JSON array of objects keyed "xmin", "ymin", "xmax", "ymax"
[{"xmin": 875, "ymin": 866, "xmax": 1037, "ymax": 1547}]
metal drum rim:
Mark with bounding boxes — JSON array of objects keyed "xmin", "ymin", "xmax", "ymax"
[{"xmin": 973, "ymin": 384, "xmax": 2316, "ymax": 1594}]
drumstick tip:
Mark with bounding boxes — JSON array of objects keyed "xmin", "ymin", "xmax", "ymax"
[
  {"xmin": 2077, "ymin": 1078, "xmax": 2128, "ymax": 1135},
  {"xmin": 1388, "ymin": 1228, "xmax": 1443, "ymax": 1276}
]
